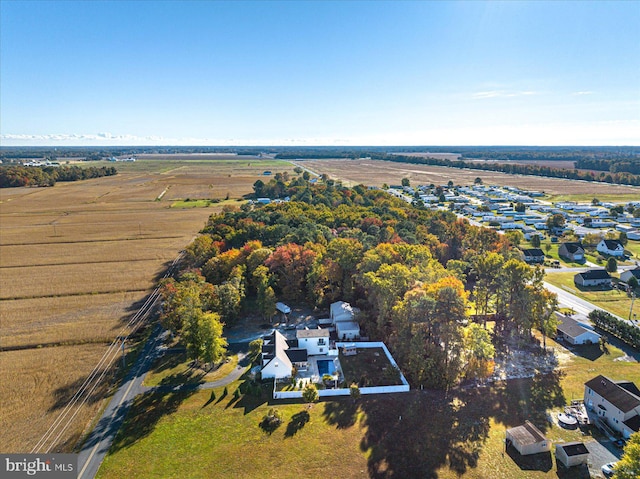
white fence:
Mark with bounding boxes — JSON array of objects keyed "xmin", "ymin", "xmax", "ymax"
[{"xmin": 272, "ymin": 341, "xmax": 410, "ymax": 399}]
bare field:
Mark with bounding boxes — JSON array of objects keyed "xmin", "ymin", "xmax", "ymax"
[
  {"xmin": 0, "ymin": 344, "xmax": 110, "ymax": 453},
  {"xmin": 304, "ymin": 158, "xmax": 640, "ymax": 197},
  {"xmin": 0, "ymin": 158, "xmax": 291, "ymax": 453}
]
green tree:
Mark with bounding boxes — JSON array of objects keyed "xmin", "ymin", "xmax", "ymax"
[
  {"xmin": 531, "ymin": 234, "xmax": 541, "ymax": 248},
  {"xmin": 606, "ymin": 257, "xmax": 618, "ymax": 273},
  {"xmin": 349, "ymin": 383, "xmax": 361, "ymax": 402},
  {"xmin": 401, "ymin": 177, "xmax": 410, "ymax": 187},
  {"xmin": 248, "ymin": 338, "xmax": 264, "ymax": 363},
  {"xmin": 619, "ymin": 231, "xmax": 628, "ymax": 246},
  {"xmin": 628, "ymin": 276, "xmax": 639, "ymax": 290},
  {"xmin": 302, "ymin": 383, "xmax": 319, "ymax": 407},
  {"xmin": 546, "ymin": 213, "xmax": 565, "ymax": 230},
  {"xmin": 253, "ymin": 265, "xmax": 276, "ymax": 320},
  {"xmin": 505, "ymin": 230, "xmax": 524, "ymax": 247},
  {"xmin": 613, "ymin": 431, "xmax": 640, "ymax": 479},
  {"xmin": 514, "ymin": 202, "xmax": 526, "ymax": 212},
  {"xmin": 474, "ymin": 177, "xmax": 483, "ymax": 185}
]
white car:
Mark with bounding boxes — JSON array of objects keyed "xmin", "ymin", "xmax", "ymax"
[{"xmin": 601, "ymin": 462, "xmax": 617, "ymax": 478}]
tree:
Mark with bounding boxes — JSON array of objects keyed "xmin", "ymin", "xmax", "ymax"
[
  {"xmin": 302, "ymin": 383, "xmax": 319, "ymax": 407},
  {"xmin": 546, "ymin": 213, "xmax": 565, "ymax": 230},
  {"xmin": 606, "ymin": 257, "xmax": 618, "ymax": 273},
  {"xmin": 253, "ymin": 179, "xmax": 265, "ymax": 197},
  {"xmin": 401, "ymin": 177, "xmax": 410, "ymax": 187},
  {"xmin": 531, "ymin": 234, "xmax": 541, "ymax": 248},
  {"xmin": 613, "ymin": 431, "xmax": 640, "ymax": 479},
  {"xmin": 619, "ymin": 231, "xmax": 628, "ymax": 246},
  {"xmin": 184, "ymin": 310, "xmax": 227, "ymax": 367},
  {"xmin": 474, "ymin": 177, "xmax": 483, "ymax": 185},
  {"xmin": 349, "ymin": 383, "xmax": 361, "ymax": 402},
  {"xmin": 447, "ymin": 180, "xmax": 454, "ymax": 188},
  {"xmin": 628, "ymin": 276, "xmax": 639, "ymax": 290},
  {"xmin": 248, "ymin": 338, "xmax": 264, "ymax": 363},
  {"xmin": 514, "ymin": 202, "xmax": 526, "ymax": 213},
  {"xmin": 592, "ymin": 198, "xmax": 600, "ymax": 205},
  {"xmin": 505, "ymin": 230, "xmax": 524, "ymax": 247}
]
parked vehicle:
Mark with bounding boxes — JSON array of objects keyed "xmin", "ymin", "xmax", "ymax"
[{"xmin": 601, "ymin": 462, "xmax": 617, "ymax": 478}]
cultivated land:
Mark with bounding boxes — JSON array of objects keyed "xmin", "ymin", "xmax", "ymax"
[
  {"xmin": 0, "ymin": 156, "xmax": 295, "ymax": 453},
  {"xmin": 302, "ymin": 159, "xmax": 640, "ymax": 200},
  {"xmin": 97, "ymin": 337, "xmax": 640, "ymax": 479}
]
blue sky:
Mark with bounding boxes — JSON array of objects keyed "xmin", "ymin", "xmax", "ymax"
[{"xmin": 1, "ymin": 1, "xmax": 639, "ymax": 146}]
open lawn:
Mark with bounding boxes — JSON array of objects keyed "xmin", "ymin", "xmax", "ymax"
[
  {"xmin": 96, "ymin": 331, "xmax": 640, "ymax": 479},
  {"xmin": 302, "ymin": 159, "xmax": 640, "ymax": 199},
  {"xmin": 0, "ymin": 157, "xmax": 295, "ymax": 452},
  {"xmin": 143, "ymin": 353, "xmax": 239, "ymax": 387},
  {"xmin": 544, "ymin": 271, "xmax": 639, "ymax": 319}
]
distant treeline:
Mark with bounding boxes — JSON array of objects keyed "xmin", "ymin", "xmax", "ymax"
[
  {"xmin": 0, "ymin": 165, "xmax": 117, "ymax": 188},
  {"xmin": 376, "ymin": 153, "xmax": 640, "ymax": 187},
  {"xmin": 574, "ymin": 158, "xmax": 640, "ymax": 175}
]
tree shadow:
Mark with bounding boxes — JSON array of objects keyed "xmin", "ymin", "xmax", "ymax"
[
  {"xmin": 555, "ymin": 463, "xmax": 592, "ymax": 478},
  {"xmin": 49, "ymin": 375, "xmax": 108, "ymax": 412},
  {"xmin": 506, "ymin": 445, "xmax": 553, "ymax": 472},
  {"xmin": 567, "ymin": 344, "xmax": 604, "ymax": 361},
  {"xmin": 322, "ymin": 399, "xmax": 359, "ymax": 429},
  {"xmin": 103, "ymin": 389, "xmax": 197, "ymax": 454},
  {"xmin": 284, "ymin": 410, "xmax": 310, "ymax": 438}
]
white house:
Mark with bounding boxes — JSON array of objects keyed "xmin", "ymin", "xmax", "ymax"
[
  {"xmin": 584, "ymin": 375, "xmax": 640, "ymax": 439},
  {"xmin": 261, "ymin": 330, "xmax": 294, "ymax": 379},
  {"xmin": 505, "ymin": 421, "xmax": 551, "ymax": 456},
  {"xmin": 574, "ymin": 269, "xmax": 612, "ymax": 288},
  {"xmin": 556, "ymin": 315, "xmax": 601, "ymax": 345},
  {"xmin": 597, "ymin": 239, "xmax": 625, "ymax": 257},
  {"xmin": 296, "ymin": 327, "xmax": 330, "ymax": 356}
]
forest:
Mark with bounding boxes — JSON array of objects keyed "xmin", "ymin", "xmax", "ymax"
[
  {"xmin": 0, "ymin": 165, "xmax": 117, "ymax": 187},
  {"xmin": 161, "ymin": 175, "xmax": 558, "ymax": 390}
]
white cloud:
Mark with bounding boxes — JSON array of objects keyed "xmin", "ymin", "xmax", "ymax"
[{"xmin": 572, "ymin": 91, "xmax": 595, "ymax": 96}]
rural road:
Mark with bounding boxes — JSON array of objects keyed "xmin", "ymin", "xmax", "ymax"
[{"xmin": 76, "ymin": 325, "xmax": 166, "ymax": 479}]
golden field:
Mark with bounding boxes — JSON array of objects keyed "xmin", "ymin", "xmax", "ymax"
[{"xmin": 0, "ymin": 157, "xmax": 295, "ymax": 453}]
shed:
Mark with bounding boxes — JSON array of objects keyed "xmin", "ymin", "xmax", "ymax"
[
  {"xmin": 555, "ymin": 442, "xmax": 589, "ymax": 468},
  {"xmin": 505, "ymin": 421, "xmax": 551, "ymax": 456}
]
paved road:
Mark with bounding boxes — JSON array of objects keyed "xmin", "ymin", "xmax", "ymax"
[{"xmin": 77, "ymin": 325, "xmax": 166, "ymax": 479}]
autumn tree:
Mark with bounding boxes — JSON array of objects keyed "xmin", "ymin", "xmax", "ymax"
[
  {"xmin": 265, "ymin": 243, "xmax": 317, "ymax": 300},
  {"xmin": 613, "ymin": 432, "xmax": 640, "ymax": 479}
]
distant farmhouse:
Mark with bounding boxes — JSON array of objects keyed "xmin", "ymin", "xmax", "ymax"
[
  {"xmin": 596, "ymin": 239, "xmax": 624, "ymax": 257},
  {"xmin": 574, "ymin": 269, "xmax": 612, "ymax": 288},
  {"xmin": 558, "ymin": 242, "xmax": 585, "ymax": 262},
  {"xmin": 584, "ymin": 375, "xmax": 640, "ymax": 439}
]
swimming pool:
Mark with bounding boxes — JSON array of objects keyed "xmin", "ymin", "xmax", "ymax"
[{"xmin": 317, "ymin": 359, "xmax": 335, "ymax": 376}]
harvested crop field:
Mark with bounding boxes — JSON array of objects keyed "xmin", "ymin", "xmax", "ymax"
[
  {"xmin": 0, "ymin": 158, "xmax": 294, "ymax": 453},
  {"xmin": 303, "ymin": 158, "xmax": 640, "ymax": 197}
]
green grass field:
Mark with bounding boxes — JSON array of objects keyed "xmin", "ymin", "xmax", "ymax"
[
  {"xmin": 545, "ymin": 193, "xmax": 640, "ymax": 203},
  {"xmin": 143, "ymin": 353, "xmax": 239, "ymax": 387},
  {"xmin": 544, "ymin": 271, "xmax": 638, "ymax": 319},
  {"xmin": 97, "ymin": 335, "xmax": 640, "ymax": 479}
]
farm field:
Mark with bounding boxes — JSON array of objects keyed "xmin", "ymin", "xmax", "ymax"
[
  {"xmin": 302, "ymin": 159, "xmax": 640, "ymax": 200},
  {"xmin": 0, "ymin": 157, "xmax": 295, "ymax": 453},
  {"xmin": 97, "ymin": 338, "xmax": 639, "ymax": 479}
]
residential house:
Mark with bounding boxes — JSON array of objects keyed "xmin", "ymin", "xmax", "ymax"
[
  {"xmin": 559, "ymin": 242, "xmax": 585, "ymax": 262},
  {"xmin": 505, "ymin": 421, "xmax": 551, "ymax": 456},
  {"xmin": 555, "ymin": 315, "xmax": 601, "ymax": 345},
  {"xmin": 260, "ymin": 330, "xmax": 297, "ymax": 379},
  {"xmin": 584, "ymin": 375, "xmax": 640, "ymax": 439},
  {"xmin": 597, "ymin": 239, "xmax": 625, "ymax": 257},
  {"xmin": 521, "ymin": 248, "xmax": 545, "ymax": 264},
  {"xmin": 555, "ymin": 442, "xmax": 589, "ymax": 468},
  {"xmin": 574, "ymin": 269, "xmax": 612, "ymax": 288},
  {"xmin": 296, "ymin": 327, "xmax": 330, "ymax": 356},
  {"xmin": 620, "ymin": 268, "xmax": 640, "ymax": 285}
]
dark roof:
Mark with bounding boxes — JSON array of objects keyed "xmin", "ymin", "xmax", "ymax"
[
  {"xmin": 521, "ymin": 248, "xmax": 545, "ymax": 257},
  {"xmin": 616, "ymin": 380, "xmax": 640, "ymax": 397},
  {"xmin": 624, "ymin": 268, "xmax": 640, "ymax": 279},
  {"xmin": 286, "ymin": 339, "xmax": 299, "ymax": 348},
  {"xmin": 559, "ymin": 442, "xmax": 589, "ymax": 457},
  {"xmin": 560, "ymin": 242, "xmax": 584, "ymax": 254},
  {"xmin": 602, "ymin": 239, "xmax": 623, "ymax": 250},
  {"xmin": 623, "ymin": 414, "xmax": 640, "ymax": 433},
  {"xmin": 557, "ymin": 316, "xmax": 595, "ymax": 339},
  {"xmin": 285, "ymin": 348, "xmax": 308, "ymax": 363},
  {"xmin": 576, "ymin": 269, "xmax": 611, "ymax": 281},
  {"xmin": 506, "ymin": 421, "xmax": 547, "ymax": 445},
  {"xmin": 585, "ymin": 375, "xmax": 640, "ymax": 413}
]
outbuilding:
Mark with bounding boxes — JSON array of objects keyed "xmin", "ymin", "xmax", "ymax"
[
  {"xmin": 505, "ymin": 421, "xmax": 551, "ymax": 456},
  {"xmin": 555, "ymin": 442, "xmax": 589, "ymax": 468}
]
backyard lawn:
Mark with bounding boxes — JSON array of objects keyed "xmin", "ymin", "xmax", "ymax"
[
  {"xmin": 97, "ymin": 335, "xmax": 640, "ymax": 479},
  {"xmin": 143, "ymin": 353, "xmax": 239, "ymax": 387}
]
